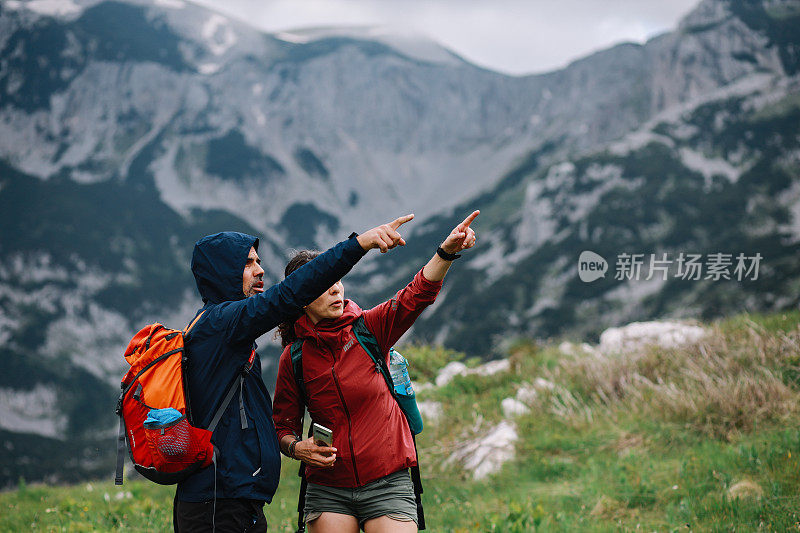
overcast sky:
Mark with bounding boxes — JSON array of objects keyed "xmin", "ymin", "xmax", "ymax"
[{"xmin": 191, "ymin": 0, "xmax": 701, "ymax": 75}]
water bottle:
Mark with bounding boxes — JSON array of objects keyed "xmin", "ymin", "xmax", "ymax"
[{"xmin": 388, "ymin": 348, "xmax": 414, "ymax": 396}]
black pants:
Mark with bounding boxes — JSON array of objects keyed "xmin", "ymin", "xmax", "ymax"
[{"xmin": 173, "ymin": 495, "xmax": 267, "ymax": 532}]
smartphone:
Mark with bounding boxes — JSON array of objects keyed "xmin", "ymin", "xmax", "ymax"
[{"xmin": 312, "ymin": 422, "xmax": 333, "ymax": 447}]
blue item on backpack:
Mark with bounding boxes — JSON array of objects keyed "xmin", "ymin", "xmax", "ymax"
[{"xmin": 144, "ymin": 408, "xmax": 184, "ymax": 428}]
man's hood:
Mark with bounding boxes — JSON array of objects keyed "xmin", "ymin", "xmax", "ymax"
[{"xmin": 191, "ymin": 231, "xmax": 259, "ymax": 304}]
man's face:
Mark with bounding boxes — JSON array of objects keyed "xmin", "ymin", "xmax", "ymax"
[{"xmin": 242, "ymin": 246, "xmax": 265, "ymax": 298}]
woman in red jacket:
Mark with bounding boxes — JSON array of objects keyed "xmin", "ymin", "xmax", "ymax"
[{"xmin": 272, "ymin": 210, "xmax": 479, "ymax": 533}]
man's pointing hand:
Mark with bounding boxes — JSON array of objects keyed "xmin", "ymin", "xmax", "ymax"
[{"xmin": 357, "ymin": 214, "xmax": 415, "ymax": 253}]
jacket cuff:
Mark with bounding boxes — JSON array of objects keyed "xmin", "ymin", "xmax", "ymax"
[
  {"xmin": 417, "ymin": 268, "xmax": 444, "ymax": 294},
  {"xmin": 275, "ymin": 427, "xmax": 297, "ymax": 441},
  {"xmin": 344, "ymin": 233, "xmax": 368, "ymax": 260}
]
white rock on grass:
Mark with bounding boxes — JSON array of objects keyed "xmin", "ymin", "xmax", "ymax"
[
  {"xmin": 416, "ymin": 401, "xmax": 443, "ymax": 423},
  {"xmin": 412, "ymin": 381, "xmax": 434, "ymax": 393},
  {"xmin": 477, "ymin": 359, "xmax": 511, "ymax": 376},
  {"xmin": 435, "ymin": 359, "xmax": 511, "ymax": 387},
  {"xmin": 513, "ymin": 378, "xmax": 556, "ymax": 407},
  {"xmin": 501, "ymin": 398, "xmax": 530, "ymax": 417},
  {"xmin": 448, "ymin": 421, "xmax": 518, "ymax": 480},
  {"xmin": 435, "ymin": 361, "xmax": 468, "ymax": 387},
  {"xmin": 598, "ymin": 321, "xmax": 706, "ymax": 355},
  {"xmin": 559, "ymin": 341, "xmax": 597, "ymax": 356},
  {"xmin": 516, "ymin": 384, "xmax": 538, "ymax": 404},
  {"xmin": 534, "ymin": 377, "xmax": 556, "ymax": 390}
]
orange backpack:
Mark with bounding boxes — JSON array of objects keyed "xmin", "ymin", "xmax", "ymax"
[{"xmin": 114, "ymin": 312, "xmax": 254, "ymax": 485}]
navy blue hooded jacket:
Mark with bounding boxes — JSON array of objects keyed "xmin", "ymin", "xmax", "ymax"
[{"xmin": 176, "ymin": 231, "xmax": 366, "ymax": 502}]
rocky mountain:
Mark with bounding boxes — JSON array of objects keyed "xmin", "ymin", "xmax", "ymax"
[
  {"xmin": 0, "ymin": 0, "xmax": 798, "ymax": 486},
  {"xmin": 366, "ymin": 0, "xmax": 800, "ymax": 354}
]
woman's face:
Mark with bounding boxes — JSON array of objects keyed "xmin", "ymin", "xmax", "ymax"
[{"xmin": 304, "ymin": 281, "xmax": 345, "ymax": 324}]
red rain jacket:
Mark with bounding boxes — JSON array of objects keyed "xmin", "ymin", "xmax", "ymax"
[{"xmin": 272, "ymin": 269, "xmax": 442, "ymax": 487}]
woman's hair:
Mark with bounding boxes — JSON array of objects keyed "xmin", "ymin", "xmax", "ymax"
[{"xmin": 276, "ymin": 250, "xmax": 321, "ymax": 347}]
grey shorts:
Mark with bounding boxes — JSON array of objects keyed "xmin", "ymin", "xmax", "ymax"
[{"xmin": 304, "ymin": 469, "xmax": 418, "ymax": 529}]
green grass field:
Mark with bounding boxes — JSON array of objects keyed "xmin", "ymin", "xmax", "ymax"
[{"xmin": 3, "ymin": 312, "xmax": 800, "ymax": 532}]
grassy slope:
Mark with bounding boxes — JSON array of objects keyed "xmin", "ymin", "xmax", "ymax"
[{"xmin": 3, "ymin": 311, "xmax": 800, "ymax": 532}]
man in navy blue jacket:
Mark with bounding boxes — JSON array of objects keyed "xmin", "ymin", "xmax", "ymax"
[{"xmin": 174, "ymin": 215, "xmax": 415, "ymax": 532}]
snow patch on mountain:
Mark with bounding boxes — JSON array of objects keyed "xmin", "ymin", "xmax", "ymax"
[{"xmin": 274, "ymin": 26, "xmax": 463, "ymax": 67}]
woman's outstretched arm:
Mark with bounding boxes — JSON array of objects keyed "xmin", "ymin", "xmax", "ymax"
[
  {"xmin": 423, "ymin": 209, "xmax": 479, "ymax": 281},
  {"xmin": 363, "ymin": 210, "xmax": 480, "ymax": 353}
]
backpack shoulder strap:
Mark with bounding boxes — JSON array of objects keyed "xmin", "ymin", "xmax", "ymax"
[
  {"xmin": 290, "ymin": 338, "xmax": 310, "ymax": 533},
  {"xmin": 184, "ymin": 310, "xmax": 205, "ymax": 336},
  {"xmin": 205, "ymin": 346, "xmax": 256, "ymax": 433},
  {"xmin": 181, "ymin": 310, "xmax": 204, "ymax": 426},
  {"xmin": 351, "ymin": 315, "xmax": 426, "ymax": 530},
  {"xmin": 351, "ymin": 315, "xmax": 394, "ymax": 392},
  {"xmin": 290, "ymin": 339, "xmax": 307, "ymax": 405}
]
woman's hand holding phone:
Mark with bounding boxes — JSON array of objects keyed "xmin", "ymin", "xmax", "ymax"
[{"xmin": 294, "ymin": 437, "xmax": 337, "ymax": 468}]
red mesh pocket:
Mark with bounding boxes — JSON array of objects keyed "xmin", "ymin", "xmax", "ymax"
[{"xmin": 144, "ymin": 418, "xmax": 213, "ymax": 472}]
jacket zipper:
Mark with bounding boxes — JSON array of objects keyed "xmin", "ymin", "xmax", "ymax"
[
  {"xmin": 332, "ymin": 365, "xmax": 360, "ymax": 486},
  {"xmin": 319, "ymin": 330, "xmax": 361, "ymax": 487}
]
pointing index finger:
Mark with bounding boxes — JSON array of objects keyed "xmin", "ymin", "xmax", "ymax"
[
  {"xmin": 458, "ymin": 210, "xmax": 480, "ymax": 230},
  {"xmin": 389, "ymin": 213, "xmax": 415, "ymax": 230}
]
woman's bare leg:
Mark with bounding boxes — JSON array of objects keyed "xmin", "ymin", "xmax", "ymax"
[
  {"xmin": 307, "ymin": 512, "xmax": 360, "ymax": 533},
  {"xmin": 363, "ymin": 515, "xmax": 418, "ymax": 533}
]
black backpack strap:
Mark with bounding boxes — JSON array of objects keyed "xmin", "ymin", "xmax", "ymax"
[
  {"xmin": 290, "ymin": 340, "xmax": 307, "ymax": 405},
  {"xmin": 411, "ymin": 435, "xmax": 425, "ymax": 530},
  {"xmin": 296, "ymin": 469, "xmax": 308, "ymax": 533},
  {"xmin": 351, "ymin": 315, "xmax": 426, "ymax": 530},
  {"xmin": 207, "ymin": 346, "xmax": 256, "ymax": 433},
  {"xmin": 290, "ymin": 339, "xmax": 309, "ymax": 533},
  {"xmin": 351, "ymin": 316, "xmax": 394, "ymax": 390},
  {"xmin": 114, "ymin": 412, "xmax": 126, "ymax": 485}
]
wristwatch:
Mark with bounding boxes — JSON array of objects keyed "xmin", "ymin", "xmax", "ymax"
[{"xmin": 436, "ymin": 246, "xmax": 461, "ymax": 261}]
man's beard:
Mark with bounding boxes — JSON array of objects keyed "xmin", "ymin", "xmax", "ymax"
[{"xmin": 246, "ymin": 278, "xmax": 263, "ymax": 297}]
